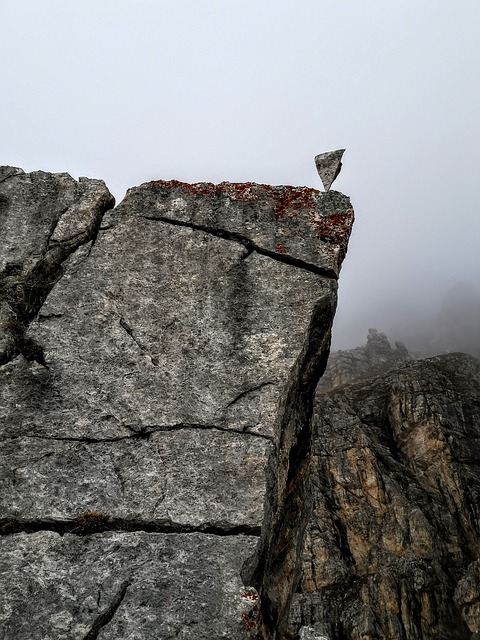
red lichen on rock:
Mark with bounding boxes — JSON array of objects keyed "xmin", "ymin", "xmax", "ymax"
[
  {"xmin": 270, "ymin": 187, "xmax": 318, "ymax": 220},
  {"xmin": 308, "ymin": 207, "xmax": 355, "ymax": 244},
  {"xmin": 146, "ymin": 180, "xmax": 353, "ymax": 247},
  {"xmin": 146, "ymin": 180, "xmax": 319, "ymax": 208},
  {"xmin": 217, "ymin": 182, "xmax": 259, "ymax": 202}
]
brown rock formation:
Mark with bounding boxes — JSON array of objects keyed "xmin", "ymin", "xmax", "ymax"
[{"xmin": 291, "ymin": 353, "xmax": 480, "ymax": 639}]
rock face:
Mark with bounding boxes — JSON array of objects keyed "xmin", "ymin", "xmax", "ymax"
[
  {"xmin": 290, "ymin": 353, "xmax": 480, "ymax": 639},
  {"xmin": 0, "ymin": 168, "xmax": 354, "ymax": 639}
]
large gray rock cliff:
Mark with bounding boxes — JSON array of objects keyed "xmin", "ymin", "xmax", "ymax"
[{"xmin": 0, "ymin": 166, "xmax": 354, "ymax": 639}]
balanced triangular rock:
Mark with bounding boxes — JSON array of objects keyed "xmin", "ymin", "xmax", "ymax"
[{"xmin": 315, "ymin": 149, "xmax": 345, "ymax": 191}]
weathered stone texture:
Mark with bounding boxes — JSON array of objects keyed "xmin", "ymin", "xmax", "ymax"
[
  {"xmin": 291, "ymin": 353, "xmax": 480, "ymax": 639},
  {"xmin": 0, "ymin": 169, "xmax": 353, "ymax": 639},
  {"xmin": 0, "ymin": 531, "xmax": 257, "ymax": 639}
]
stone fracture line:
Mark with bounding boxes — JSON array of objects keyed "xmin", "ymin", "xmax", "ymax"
[
  {"xmin": 142, "ymin": 215, "xmax": 339, "ymax": 280},
  {"xmin": 0, "ymin": 517, "xmax": 262, "ymax": 538},
  {"xmin": 223, "ymin": 381, "xmax": 275, "ymax": 410},
  {"xmin": 119, "ymin": 316, "xmax": 159, "ymax": 366},
  {"xmin": 16, "ymin": 423, "xmax": 273, "ymax": 442},
  {"xmin": 82, "ymin": 581, "xmax": 130, "ymax": 640}
]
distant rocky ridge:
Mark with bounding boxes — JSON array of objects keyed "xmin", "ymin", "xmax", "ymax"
[{"xmin": 318, "ymin": 328, "xmax": 411, "ymax": 389}]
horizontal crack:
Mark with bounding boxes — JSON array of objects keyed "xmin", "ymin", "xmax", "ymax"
[
  {"xmin": 142, "ymin": 215, "xmax": 338, "ymax": 280},
  {"xmin": 19, "ymin": 422, "xmax": 272, "ymax": 442},
  {"xmin": 0, "ymin": 516, "xmax": 261, "ymax": 538}
]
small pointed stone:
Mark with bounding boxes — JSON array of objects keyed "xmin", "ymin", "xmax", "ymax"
[{"xmin": 314, "ymin": 149, "xmax": 345, "ymax": 191}]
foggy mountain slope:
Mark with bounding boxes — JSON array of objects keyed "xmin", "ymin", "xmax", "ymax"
[
  {"xmin": 335, "ymin": 283, "xmax": 480, "ymax": 360},
  {"xmin": 429, "ymin": 283, "xmax": 480, "ymax": 359}
]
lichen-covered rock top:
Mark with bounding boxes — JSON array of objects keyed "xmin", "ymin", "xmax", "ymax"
[{"xmin": 111, "ymin": 179, "xmax": 354, "ymax": 277}]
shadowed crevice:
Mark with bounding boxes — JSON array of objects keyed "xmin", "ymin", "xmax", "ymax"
[
  {"xmin": 246, "ymin": 290, "xmax": 338, "ymax": 639},
  {"xmin": 0, "ymin": 516, "xmax": 261, "ymax": 538}
]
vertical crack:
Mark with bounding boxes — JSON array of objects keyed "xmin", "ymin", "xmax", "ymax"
[
  {"xmin": 82, "ymin": 581, "xmax": 130, "ymax": 640},
  {"xmin": 247, "ymin": 289, "xmax": 337, "ymax": 639}
]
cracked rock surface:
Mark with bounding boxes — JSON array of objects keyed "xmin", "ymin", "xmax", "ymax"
[{"xmin": 0, "ymin": 169, "xmax": 353, "ymax": 639}]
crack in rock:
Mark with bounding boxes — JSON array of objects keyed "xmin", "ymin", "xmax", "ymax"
[
  {"xmin": 247, "ymin": 291, "xmax": 337, "ymax": 639},
  {"xmin": 82, "ymin": 581, "xmax": 130, "ymax": 640},
  {"xmin": 0, "ymin": 516, "xmax": 262, "ymax": 538},
  {"xmin": 119, "ymin": 316, "xmax": 159, "ymax": 365},
  {"xmin": 223, "ymin": 382, "xmax": 275, "ymax": 410},
  {"xmin": 0, "ymin": 174, "xmax": 115, "ymax": 368},
  {"xmin": 19, "ymin": 422, "xmax": 272, "ymax": 442},
  {"xmin": 142, "ymin": 215, "xmax": 338, "ymax": 280}
]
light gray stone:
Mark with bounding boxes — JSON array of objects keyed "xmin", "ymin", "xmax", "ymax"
[
  {"xmin": 0, "ymin": 531, "xmax": 257, "ymax": 640},
  {"xmin": 314, "ymin": 150, "xmax": 345, "ymax": 192}
]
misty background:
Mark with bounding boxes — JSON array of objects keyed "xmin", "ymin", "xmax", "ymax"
[{"xmin": 2, "ymin": 0, "xmax": 479, "ymax": 354}]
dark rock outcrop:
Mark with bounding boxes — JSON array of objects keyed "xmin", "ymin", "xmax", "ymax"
[
  {"xmin": 291, "ymin": 352, "xmax": 480, "ymax": 639},
  {"xmin": 0, "ymin": 167, "xmax": 354, "ymax": 639}
]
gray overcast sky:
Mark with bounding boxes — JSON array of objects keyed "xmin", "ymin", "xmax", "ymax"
[{"xmin": 2, "ymin": 0, "xmax": 480, "ymax": 348}]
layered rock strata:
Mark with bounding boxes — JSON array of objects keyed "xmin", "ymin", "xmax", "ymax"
[
  {"xmin": 0, "ymin": 168, "xmax": 354, "ymax": 639},
  {"xmin": 291, "ymin": 353, "xmax": 480, "ymax": 639}
]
